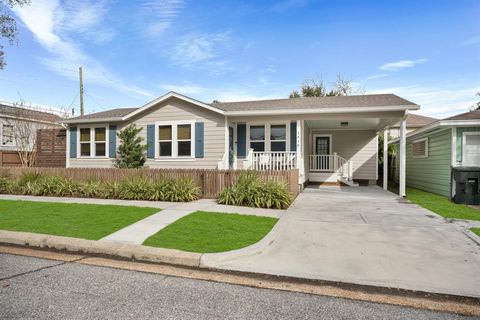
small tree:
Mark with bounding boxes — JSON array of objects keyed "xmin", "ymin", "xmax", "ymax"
[
  {"xmin": 289, "ymin": 75, "xmax": 360, "ymax": 98},
  {"xmin": 115, "ymin": 124, "xmax": 147, "ymax": 168},
  {"xmin": 470, "ymin": 92, "xmax": 480, "ymax": 111}
]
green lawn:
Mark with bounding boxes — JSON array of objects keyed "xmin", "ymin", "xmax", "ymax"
[
  {"xmin": 471, "ymin": 228, "xmax": 480, "ymax": 237},
  {"xmin": 406, "ymin": 188, "xmax": 480, "ymax": 221},
  {"xmin": 0, "ymin": 200, "xmax": 159, "ymax": 240},
  {"xmin": 143, "ymin": 211, "xmax": 278, "ymax": 253}
]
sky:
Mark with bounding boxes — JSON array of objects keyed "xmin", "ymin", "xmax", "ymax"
[{"xmin": 0, "ymin": 0, "xmax": 479, "ymax": 118}]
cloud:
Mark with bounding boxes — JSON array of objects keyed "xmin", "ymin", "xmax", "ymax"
[
  {"xmin": 13, "ymin": 0, "xmax": 154, "ymax": 99},
  {"xmin": 272, "ymin": 0, "xmax": 309, "ymax": 11},
  {"xmin": 378, "ymin": 59, "xmax": 428, "ymax": 72},
  {"xmin": 170, "ymin": 31, "xmax": 233, "ymax": 74},
  {"xmin": 365, "ymin": 73, "xmax": 388, "ymax": 80},
  {"xmin": 142, "ymin": 0, "xmax": 184, "ymax": 37},
  {"xmin": 368, "ymin": 84, "xmax": 480, "ymax": 118}
]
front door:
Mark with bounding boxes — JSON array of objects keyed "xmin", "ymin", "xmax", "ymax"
[
  {"xmin": 464, "ymin": 133, "xmax": 480, "ymax": 166},
  {"xmin": 229, "ymin": 126, "xmax": 235, "ymax": 169},
  {"xmin": 313, "ymin": 135, "xmax": 332, "ymax": 171}
]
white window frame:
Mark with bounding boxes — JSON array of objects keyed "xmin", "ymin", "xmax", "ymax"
[
  {"xmin": 462, "ymin": 131, "xmax": 480, "ymax": 165},
  {"xmin": 246, "ymin": 121, "xmax": 291, "ymax": 152},
  {"xmin": 154, "ymin": 120, "xmax": 196, "ymax": 159},
  {"xmin": 312, "ymin": 134, "xmax": 332, "ymax": 155},
  {"xmin": 77, "ymin": 124, "xmax": 109, "ymax": 159},
  {"xmin": 1, "ymin": 124, "xmax": 15, "ymax": 146},
  {"xmin": 412, "ymin": 137, "xmax": 428, "ymax": 158}
]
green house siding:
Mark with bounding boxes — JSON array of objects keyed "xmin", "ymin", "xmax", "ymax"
[{"xmin": 456, "ymin": 127, "xmax": 480, "ymax": 163}]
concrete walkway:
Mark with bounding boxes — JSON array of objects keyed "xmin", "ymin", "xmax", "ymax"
[{"xmin": 202, "ymin": 186, "xmax": 480, "ymax": 298}]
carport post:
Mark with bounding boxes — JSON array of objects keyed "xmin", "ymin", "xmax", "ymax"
[
  {"xmin": 399, "ymin": 117, "xmax": 407, "ymax": 197},
  {"xmin": 383, "ymin": 130, "xmax": 388, "ymax": 190}
]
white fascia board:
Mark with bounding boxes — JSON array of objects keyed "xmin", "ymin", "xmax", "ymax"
[
  {"xmin": 122, "ymin": 91, "xmax": 225, "ymax": 120},
  {"xmin": 224, "ymin": 104, "xmax": 419, "ymax": 116},
  {"xmin": 388, "ymin": 119, "xmax": 480, "ymax": 144}
]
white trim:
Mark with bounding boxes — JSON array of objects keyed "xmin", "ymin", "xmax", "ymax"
[
  {"xmin": 312, "ymin": 134, "xmax": 332, "ymax": 155},
  {"xmin": 76, "ymin": 124, "xmax": 109, "ymax": 159},
  {"xmin": 383, "ymin": 130, "xmax": 388, "ymax": 190},
  {"xmin": 154, "ymin": 120, "xmax": 196, "ymax": 159},
  {"xmin": 246, "ymin": 121, "xmax": 290, "ymax": 152},
  {"xmin": 462, "ymin": 131, "xmax": 480, "ymax": 166},
  {"xmin": 225, "ymin": 105, "xmax": 419, "ymax": 116},
  {"xmin": 0, "ymin": 123, "xmax": 15, "ymax": 147},
  {"xmin": 412, "ymin": 137, "xmax": 429, "ymax": 158},
  {"xmin": 390, "ymin": 119, "xmax": 480, "ymax": 144},
  {"xmin": 399, "ymin": 116, "xmax": 406, "ymax": 197},
  {"xmin": 124, "ymin": 92, "xmax": 225, "ymax": 120},
  {"xmin": 66, "ymin": 127, "xmax": 70, "ymax": 168},
  {"xmin": 451, "ymin": 127, "xmax": 457, "ymax": 166}
]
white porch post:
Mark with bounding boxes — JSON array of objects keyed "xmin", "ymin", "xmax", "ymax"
[
  {"xmin": 399, "ymin": 116, "xmax": 407, "ymax": 197},
  {"xmin": 383, "ymin": 130, "xmax": 388, "ymax": 190},
  {"xmin": 296, "ymin": 120, "xmax": 304, "ymax": 183}
]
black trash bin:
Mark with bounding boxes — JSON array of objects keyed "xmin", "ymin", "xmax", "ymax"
[{"xmin": 451, "ymin": 166, "xmax": 480, "ymax": 205}]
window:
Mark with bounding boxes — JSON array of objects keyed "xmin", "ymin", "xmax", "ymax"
[
  {"xmin": 2, "ymin": 124, "xmax": 14, "ymax": 146},
  {"xmin": 159, "ymin": 125, "xmax": 172, "ymax": 156},
  {"xmin": 80, "ymin": 128, "xmax": 91, "ymax": 157},
  {"xmin": 412, "ymin": 138, "xmax": 428, "ymax": 158},
  {"xmin": 155, "ymin": 122, "xmax": 194, "ymax": 158},
  {"xmin": 270, "ymin": 124, "xmax": 286, "ymax": 151},
  {"xmin": 78, "ymin": 126, "xmax": 108, "ymax": 158},
  {"xmin": 463, "ymin": 132, "xmax": 480, "ymax": 166},
  {"xmin": 94, "ymin": 128, "xmax": 106, "ymax": 157},
  {"xmin": 177, "ymin": 124, "xmax": 191, "ymax": 156},
  {"xmin": 250, "ymin": 125, "xmax": 265, "ymax": 151}
]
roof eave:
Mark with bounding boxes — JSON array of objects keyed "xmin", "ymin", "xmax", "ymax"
[
  {"xmin": 60, "ymin": 117, "xmax": 124, "ymax": 124},
  {"xmin": 225, "ymin": 104, "xmax": 419, "ymax": 116},
  {"xmin": 389, "ymin": 119, "xmax": 480, "ymax": 143}
]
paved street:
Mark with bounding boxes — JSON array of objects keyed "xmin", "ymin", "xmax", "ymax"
[{"xmin": 0, "ymin": 253, "xmax": 474, "ymax": 320}]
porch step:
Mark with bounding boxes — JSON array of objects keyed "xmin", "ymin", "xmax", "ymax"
[{"xmin": 338, "ymin": 176, "xmax": 359, "ymax": 187}]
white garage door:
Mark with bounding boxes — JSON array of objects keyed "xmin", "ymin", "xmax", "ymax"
[{"xmin": 463, "ymin": 133, "xmax": 480, "ymax": 166}]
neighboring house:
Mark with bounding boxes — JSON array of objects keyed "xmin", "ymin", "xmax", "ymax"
[
  {"xmin": 0, "ymin": 101, "xmax": 62, "ymax": 151},
  {"xmin": 62, "ymin": 91, "xmax": 418, "ymax": 192},
  {"xmin": 390, "ymin": 109, "xmax": 480, "ymax": 197},
  {"xmin": 387, "ymin": 113, "xmax": 437, "ymax": 138}
]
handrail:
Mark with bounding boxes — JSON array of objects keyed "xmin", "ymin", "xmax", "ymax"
[
  {"xmin": 309, "ymin": 154, "xmax": 353, "ymax": 181},
  {"xmin": 250, "ymin": 151, "xmax": 297, "ymax": 171}
]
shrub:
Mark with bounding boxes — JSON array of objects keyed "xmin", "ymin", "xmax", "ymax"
[
  {"xmin": 0, "ymin": 176, "xmax": 13, "ymax": 194},
  {"xmin": 103, "ymin": 181, "xmax": 122, "ymax": 199},
  {"xmin": 148, "ymin": 179, "xmax": 172, "ymax": 201},
  {"xmin": 119, "ymin": 178, "xmax": 153, "ymax": 200},
  {"xmin": 80, "ymin": 179, "xmax": 104, "ymax": 198},
  {"xmin": 217, "ymin": 171, "xmax": 292, "ymax": 209},
  {"xmin": 165, "ymin": 178, "xmax": 200, "ymax": 202},
  {"xmin": 17, "ymin": 172, "xmax": 43, "ymax": 188}
]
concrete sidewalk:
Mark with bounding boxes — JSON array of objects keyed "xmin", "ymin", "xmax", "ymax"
[{"xmin": 202, "ymin": 186, "xmax": 480, "ymax": 298}]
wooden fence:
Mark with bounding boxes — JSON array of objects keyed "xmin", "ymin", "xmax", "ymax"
[
  {"xmin": 0, "ymin": 151, "xmax": 23, "ymax": 167},
  {"xmin": 36, "ymin": 129, "xmax": 66, "ymax": 167},
  {"xmin": 1, "ymin": 167, "xmax": 300, "ymax": 199}
]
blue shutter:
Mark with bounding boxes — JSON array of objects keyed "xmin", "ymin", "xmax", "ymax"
[
  {"xmin": 146, "ymin": 124, "xmax": 155, "ymax": 158},
  {"xmin": 290, "ymin": 121, "xmax": 297, "ymax": 152},
  {"xmin": 69, "ymin": 127, "xmax": 77, "ymax": 158},
  {"xmin": 195, "ymin": 122, "xmax": 204, "ymax": 158},
  {"xmin": 237, "ymin": 123, "xmax": 246, "ymax": 158},
  {"xmin": 109, "ymin": 125, "xmax": 117, "ymax": 158}
]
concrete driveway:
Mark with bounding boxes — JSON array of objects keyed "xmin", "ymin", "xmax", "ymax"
[{"xmin": 202, "ymin": 186, "xmax": 480, "ymax": 298}]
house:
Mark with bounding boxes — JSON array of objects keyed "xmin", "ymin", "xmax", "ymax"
[
  {"xmin": 61, "ymin": 91, "xmax": 419, "ymax": 195},
  {"xmin": 390, "ymin": 109, "xmax": 480, "ymax": 197},
  {"xmin": 0, "ymin": 101, "xmax": 63, "ymax": 166},
  {"xmin": 387, "ymin": 113, "xmax": 437, "ymax": 139}
]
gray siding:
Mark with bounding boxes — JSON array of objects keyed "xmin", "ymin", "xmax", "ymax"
[
  {"xmin": 309, "ymin": 130, "xmax": 378, "ymax": 180},
  {"xmin": 69, "ymin": 97, "xmax": 226, "ymax": 169}
]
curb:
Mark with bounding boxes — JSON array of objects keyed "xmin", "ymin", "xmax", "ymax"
[{"xmin": 0, "ymin": 230, "xmax": 201, "ymax": 267}]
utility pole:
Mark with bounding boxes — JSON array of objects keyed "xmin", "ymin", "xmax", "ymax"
[{"xmin": 79, "ymin": 66, "xmax": 84, "ymax": 116}]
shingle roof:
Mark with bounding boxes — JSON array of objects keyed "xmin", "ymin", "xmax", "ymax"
[
  {"xmin": 212, "ymin": 94, "xmax": 417, "ymax": 112},
  {"xmin": 0, "ymin": 103, "xmax": 63, "ymax": 123},
  {"xmin": 67, "ymin": 107, "xmax": 139, "ymax": 121},
  {"xmin": 444, "ymin": 109, "xmax": 480, "ymax": 121},
  {"xmin": 391, "ymin": 113, "xmax": 438, "ymax": 128}
]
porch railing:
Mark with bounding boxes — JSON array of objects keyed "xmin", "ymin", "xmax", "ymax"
[
  {"xmin": 309, "ymin": 153, "xmax": 353, "ymax": 181},
  {"xmin": 244, "ymin": 151, "xmax": 297, "ymax": 171}
]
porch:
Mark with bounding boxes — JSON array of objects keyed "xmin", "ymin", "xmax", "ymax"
[{"xmin": 227, "ymin": 109, "xmax": 411, "ymax": 195}]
